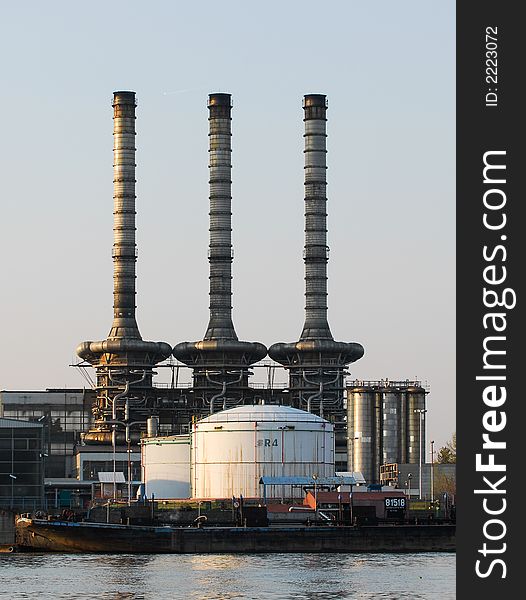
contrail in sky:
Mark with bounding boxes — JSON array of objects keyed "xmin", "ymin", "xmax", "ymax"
[{"xmin": 162, "ymin": 87, "xmax": 207, "ymax": 96}]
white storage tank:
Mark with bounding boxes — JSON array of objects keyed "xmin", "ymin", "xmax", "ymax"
[
  {"xmin": 141, "ymin": 434, "xmax": 191, "ymax": 499},
  {"xmin": 191, "ymin": 405, "xmax": 334, "ymax": 499}
]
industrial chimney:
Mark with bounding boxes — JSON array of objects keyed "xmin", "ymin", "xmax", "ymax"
[
  {"xmin": 173, "ymin": 93, "xmax": 267, "ymax": 412},
  {"xmin": 269, "ymin": 94, "xmax": 364, "ymax": 418},
  {"xmin": 77, "ymin": 91, "xmax": 171, "ymax": 442}
]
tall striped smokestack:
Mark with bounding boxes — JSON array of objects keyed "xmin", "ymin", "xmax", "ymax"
[
  {"xmin": 77, "ymin": 91, "xmax": 171, "ymax": 397},
  {"xmin": 110, "ymin": 91, "xmax": 141, "ymax": 340},
  {"xmin": 205, "ymin": 93, "xmax": 237, "ymax": 340},
  {"xmin": 268, "ymin": 95, "xmax": 364, "ymax": 416},
  {"xmin": 301, "ymin": 94, "xmax": 332, "ymax": 341},
  {"xmin": 172, "ymin": 93, "xmax": 266, "ymax": 405}
]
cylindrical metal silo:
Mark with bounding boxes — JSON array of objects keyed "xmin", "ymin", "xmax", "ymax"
[
  {"xmin": 382, "ymin": 390, "xmax": 401, "ymax": 465},
  {"xmin": 373, "ymin": 392, "xmax": 382, "ymax": 483},
  {"xmin": 346, "ymin": 393, "xmax": 354, "ymax": 471},
  {"xmin": 347, "ymin": 388, "xmax": 381, "ymax": 485},
  {"xmin": 191, "ymin": 405, "xmax": 334, "ymax": 499},
  {"xmin": 141, "ymin": 435, "xmax": 191, "ymax": 499},
  {"xmin": 407, "ymin": 386, "xmax": 426, "ymax": 465},
  {"xmin": 147, "ymin": 416, "xmax": 159, "ymax": 438},
  {"xmin": 399, "ymin": 390, "xmax": 408, "ymax": 464}
]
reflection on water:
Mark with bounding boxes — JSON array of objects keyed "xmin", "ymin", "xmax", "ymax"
[{"xmin": 0, "ymin": 553, "xmax": 455, "ymax": 600}]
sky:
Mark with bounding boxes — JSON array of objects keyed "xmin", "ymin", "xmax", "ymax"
[{"xmin": 0, "ymin": 1, "xmax": 455, "ymax": 451}]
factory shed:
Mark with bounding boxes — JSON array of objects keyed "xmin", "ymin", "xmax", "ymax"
[
  {"xmin": 259, "ymin": 475, "xmax": 357, "ymax": 505},
  {"xmin": 352, "ymin": 490, "xmax": 407, "ymax": 522},
  {"xmin": 0, "ymin": 418, "xmax": 44, "ymax": 511},
  {"xmin": 304, "ymin": 491, "xmax": 351, "ymax": 509},
  {"xmin": 97, "ymin": 472, "xmax": 126, "ymax": 499}
]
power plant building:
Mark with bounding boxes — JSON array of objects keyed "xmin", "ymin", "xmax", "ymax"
[
  {"xmin": 2, "ymin": 91, "xmax": 429, "ymax": 502},
  {"xmin": 0, "ymin": 418, "xmax": 44, "ymax": 510},
  {"xmin": 0, "ymin": 389, "xmax": 92, "ymax": 478}
]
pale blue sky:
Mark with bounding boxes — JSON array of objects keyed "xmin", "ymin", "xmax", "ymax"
[{"xmin": 0, "ymin": 1, "xmax": 455, "ymax": 449}]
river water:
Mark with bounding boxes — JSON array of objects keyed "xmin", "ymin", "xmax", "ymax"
[{"xmin": 0, "ymin": 553, "xmax": 455, "ymax": 599}]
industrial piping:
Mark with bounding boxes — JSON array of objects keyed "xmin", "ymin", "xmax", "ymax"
[
  {"xmin": 173, "ymin": 94, "xmax": 266, "ymax": 408},
  {"xmin": 77, "ymin": 91, "xmax": 171, "ymax": 441}
]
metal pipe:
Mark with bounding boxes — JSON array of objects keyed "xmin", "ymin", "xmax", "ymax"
[
  {"xmin": 302, "ymin": 370, "xmax": 339, "ymax": 417},
  {"xmin": 415, "ymin": 408, "xmax": 427, "ymax": 499},
  {"xmin": 209, "ymin": 381, "xmax": 227, "ymax": 415},
  {"xmin": 206, "ymin": 370, "xmax": 243, "ymax": 413},
  {"xmin": 205, "ymin": 93, "xmax": 237, "ymax": 340},
  {"xmin": 112, "ymin": 380, "xmax": 131, "ymax": 421},
  {"xmin": 147, "ymin": 416, "xmax": 159, "ymax": 438},
  {"xmin": 111, "ymin": 380, "xmax": 130, "ymax": 500},
  {"xmin": 81, "ymin": 430, "xmax": 141, "ymax": 445},
  {"xmin": 419, "ymin": 411, "xmax": 423, "ymax": 499},
  {"xmin": 430, "ymin": 439, "xmax": 435, "ymax": 505}
]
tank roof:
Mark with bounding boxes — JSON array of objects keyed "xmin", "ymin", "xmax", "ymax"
[{"xmin": 198, "ymin": 404, "xmax": 329, "ymax": 424}]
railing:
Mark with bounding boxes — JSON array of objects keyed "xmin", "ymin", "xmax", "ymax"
[
  {"xmin": 194, "ymin": 410, "xmax": 324, "ymax": 424},
  {"xmin": 153, "ymin": 382, "xmax": 193, "ymax": 389},
  {"xmin": 250, "ymin": 383, "xmax": 289, "ymax": 390},
  {"xmin": 0, "ymin": 498, "xmax": 46, "ymax": 511},
  {"xmin": 346, "ymin": 379, "xmax": 430, "ymax": 391}
]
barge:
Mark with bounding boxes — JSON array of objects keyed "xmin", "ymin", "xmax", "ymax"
[{"xmin": 15, "ymin": 517, "xmax": 455, "ymax": 553}]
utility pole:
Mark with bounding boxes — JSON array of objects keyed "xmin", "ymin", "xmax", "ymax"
[
  {"xmin": 430, "ymin": 440, "xmax": 435, "ymax": 507},
  {"xmin": 313, "ymin": 473, "xmax": 318, "ymax": 522},
  {"xmin": 414, "ymin": 408, "xmax": 427, "ymax": 500}
]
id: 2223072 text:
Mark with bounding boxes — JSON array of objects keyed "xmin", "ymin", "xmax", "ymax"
[{"xmin": 486, "ymin": 27, "xmax": 498, "ymax": 107}]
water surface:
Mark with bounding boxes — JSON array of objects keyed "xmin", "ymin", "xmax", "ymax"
[{"xmin": 1, "ymin": 553, "xmax": 455, "ymax": 599}]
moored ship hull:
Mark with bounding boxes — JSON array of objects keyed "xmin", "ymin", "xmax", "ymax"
[{"xmin": 16, "ymin": 518, "xmax": 455, "ymax": 553}]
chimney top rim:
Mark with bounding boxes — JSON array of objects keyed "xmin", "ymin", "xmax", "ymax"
[{"xmin": 208, "ymin": 93, "xmax": 232, "ymax": 107}]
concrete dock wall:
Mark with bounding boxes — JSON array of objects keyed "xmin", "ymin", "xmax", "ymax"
[{"xmin": 0, "ymin": 510, "xmax": 15, "ymax": 546}]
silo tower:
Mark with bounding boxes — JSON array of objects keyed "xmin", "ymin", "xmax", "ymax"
[
  {"xmin": 173, "ymin": 93, "xmax": 267, "ymax": 413},
  {"xmin": 269, "ymin": 94, "xmax": 364, "ymax": 419},
  {"xmin": 77, "ymin": 91, "xmax": 172, "ymax": 443}
]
